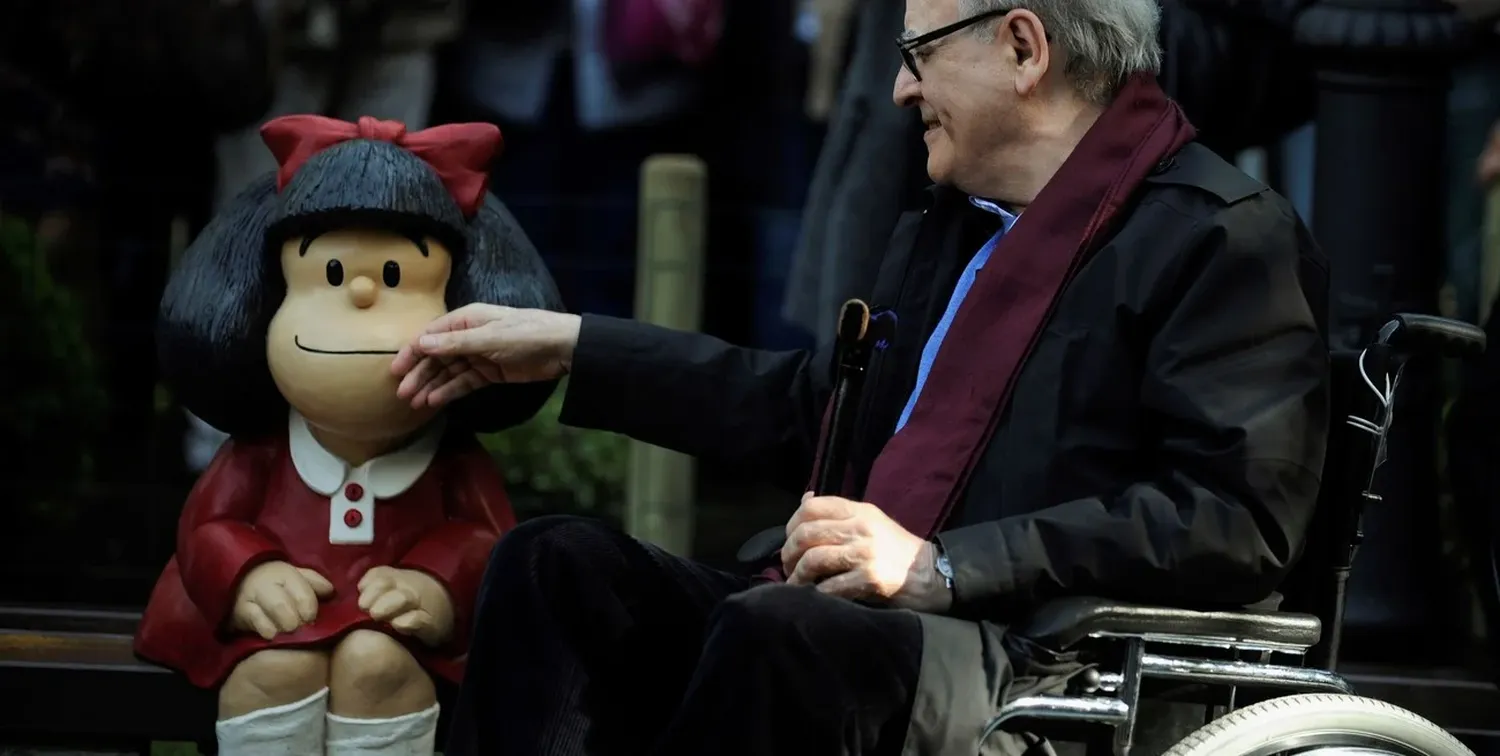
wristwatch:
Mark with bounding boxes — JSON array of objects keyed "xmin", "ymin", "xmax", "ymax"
[{"xmin": 933, "ymin": 541, "xmax": 955, "ymax": 590}]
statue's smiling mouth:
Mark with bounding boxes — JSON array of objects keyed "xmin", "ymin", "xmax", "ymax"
[{"xmin": 295, "ymin": 335, "xmax": 400, "ymax": 356}]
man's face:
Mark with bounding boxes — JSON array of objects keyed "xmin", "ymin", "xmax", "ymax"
[{"xmin": 893, "ymin": 0, "xmax": 1022, "ymax": 190}]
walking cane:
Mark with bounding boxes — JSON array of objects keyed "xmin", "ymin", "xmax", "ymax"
[
  {"xmin": 813, "ymin": 298, "xmax": 876, "ymax": 495},
  {"xmin": 737, "ymin": 299, "xmax": 878, "ymax": 567}
]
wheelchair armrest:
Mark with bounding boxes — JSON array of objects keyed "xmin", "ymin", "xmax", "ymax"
[
  {"xmin": 1015, "ymin": 596, "xmax": 1322, "ymax": 653},
  {"xmin": 1382, "ymin": 313, "xmax": 1486, "ymax": 360}
]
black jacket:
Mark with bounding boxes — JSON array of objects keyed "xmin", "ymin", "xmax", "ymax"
[{"xmin": 560, "ymin": 142, "xmax": 1330, "ymax": 619}]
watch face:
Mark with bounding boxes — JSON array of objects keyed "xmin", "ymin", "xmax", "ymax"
[{"xmin": 936, "ymin": 552, "xmax": 954, "ymax": 578}]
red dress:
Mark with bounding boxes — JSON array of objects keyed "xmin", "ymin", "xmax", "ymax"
[{"xmin": 134, "ymin": 414, "xmax": 514, "ymax": 689}]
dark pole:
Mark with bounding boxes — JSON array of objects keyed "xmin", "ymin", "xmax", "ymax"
[{"xmin": 1294, "ymin": 0, "xmax": 1469, "ymax": 664}]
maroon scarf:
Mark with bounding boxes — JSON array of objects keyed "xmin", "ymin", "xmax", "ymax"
[{"xmin": 813, "ymin": 74, "xmax": 1198, "ymax": 545}]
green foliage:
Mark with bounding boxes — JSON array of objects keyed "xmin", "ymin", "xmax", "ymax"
[
  {"xmin": 152, "ymin": 742, "xmax": 200, "ymax": 756},
  {"xmin": 479, "ymin": 378, "xmax": 630, "ymax": 519},
  {"xmin": 0, "ymin": 213, "xmax": 107, "ymax": 522}
]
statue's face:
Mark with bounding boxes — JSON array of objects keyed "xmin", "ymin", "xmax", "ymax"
[{"xmin": 267, "ymin": 228, "xmax": 452, "ymax": 443}]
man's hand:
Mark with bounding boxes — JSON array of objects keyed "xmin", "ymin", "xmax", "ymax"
[
  {"xmin": 390, "ymin": 304, "xmax": 583, "ymax": 410},
  {"xmin": 230, "ymin": 561, "xmax": 335, "ymax": 640},
  {"xmin": 782, "ymin": 493, "xmax": 954, "ymax": 613},
  {"xmin": 357, "ymin": 566, "xmax": 456, "ymax": 647}
]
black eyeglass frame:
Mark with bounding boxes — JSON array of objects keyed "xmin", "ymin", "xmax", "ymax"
[{"xmin": 895, "ymin": 8, "xmax": 1013, "ymax": 82}]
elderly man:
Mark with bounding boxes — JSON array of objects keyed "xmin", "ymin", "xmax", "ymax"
[{"xmin": 393, "ymin": 0, "xmax": 1330, "ymax": 753}]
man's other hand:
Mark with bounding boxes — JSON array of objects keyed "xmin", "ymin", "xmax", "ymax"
[
  {"xmin": 782, "ymin": 493, "xmax": 954, "ymax": 613},
  {"xmin": 391, "ymin": 304, "xmax": 583, "ymax": 409}
]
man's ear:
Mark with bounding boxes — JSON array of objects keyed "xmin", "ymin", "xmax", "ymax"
[{"xmin": 999, "ymin": 9, "xmax": 1050, "ymax": 96}]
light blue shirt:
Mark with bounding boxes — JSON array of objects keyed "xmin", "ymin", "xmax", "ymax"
[{"xmin": 894, "ymin": 198, "xmax": 1020, "ymax": 432}]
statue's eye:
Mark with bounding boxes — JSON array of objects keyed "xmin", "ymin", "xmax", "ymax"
[
  {"xmin": 383, "ymin": 261, "xmax": 401, "ymax": 288},
  {"xmin": 325, "ymin": 260, "xmax": 344, "ymax": 286}
]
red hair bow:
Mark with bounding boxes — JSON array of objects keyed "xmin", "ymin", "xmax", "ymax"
[{"xmin": 259, "ymin": 115, "xmax": 503, "ymax": 219}]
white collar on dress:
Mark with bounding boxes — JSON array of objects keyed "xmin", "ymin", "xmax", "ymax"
[{"xmin": 287, "ymin": 410, "xmax": 445, "ymax": 500}]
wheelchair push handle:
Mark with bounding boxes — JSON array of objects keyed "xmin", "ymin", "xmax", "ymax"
[{"xmin": 1374, "ymin": 312, "xmax": 1486, "ymax": 360}]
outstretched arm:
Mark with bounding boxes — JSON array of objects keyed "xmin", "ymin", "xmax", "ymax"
[
  {"xmin": 559, "ymin": 316, "xmax": 836, "ymax": 492},
  {"xmin": 393, "ymin": 306, "xmax": 836, "ymax": 493}
]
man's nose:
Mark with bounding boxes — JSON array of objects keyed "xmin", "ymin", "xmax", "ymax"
[
  {"xmin": 348, "ymin": 276, "xmax": 377, "ymax": 309},
  {"xmin": 892, "ymin": 65, "xmax": 919, "ymax": 108}
]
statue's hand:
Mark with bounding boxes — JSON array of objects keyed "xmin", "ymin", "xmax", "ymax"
[
  {"xmin": 357, "ymin": 566, "xmax": 455, "ymax": 647},
  {"xmin": 230, "ymin": 561, "xmax": 335, "ymax": 640}
]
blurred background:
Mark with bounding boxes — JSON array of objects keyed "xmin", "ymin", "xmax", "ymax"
[{"xmin": 1, "ymin": 0, "xmax": 1500, "ymax": 751}]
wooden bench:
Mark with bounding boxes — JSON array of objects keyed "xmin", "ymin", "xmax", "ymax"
[
  {"xmin": 0, "ymin": 605, "xmax": 215, "ymax": 752},
  {"xmin": 0, "ymin": 605, "xmax": 456, "ymax": 754}
]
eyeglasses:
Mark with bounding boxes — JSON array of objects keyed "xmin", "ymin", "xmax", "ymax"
[{"xmin": 895, "ymin": 8, "xmax": 1013, "ymax": 82}]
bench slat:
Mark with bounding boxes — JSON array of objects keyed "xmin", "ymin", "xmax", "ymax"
[
  {"xmin": 0, "ymin": 605, "xmax": 143, "ymax": 636},
  {"xmin": 0, "ymin": 630, "xmax": 162, "ymax": 671}
]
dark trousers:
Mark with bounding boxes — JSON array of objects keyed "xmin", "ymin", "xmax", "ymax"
[{"xmin": 446, "ymin": 516, "xmax": 925, "ymax": 756}]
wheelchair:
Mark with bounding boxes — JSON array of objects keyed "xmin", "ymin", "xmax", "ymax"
[
  {"xmin": 981, "ymin": 313, "xmax": 1487, "ymax": 755},
  {"xmin": 743, "ymin": 308, "xmax": 1488, "ymax": 755}
]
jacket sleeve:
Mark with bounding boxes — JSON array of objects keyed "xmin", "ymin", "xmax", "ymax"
[
  {"xmin": 398, "ymin": 440, "xmax": 512, "ymax": 652},
  {"xmin": 558, "ymin": 315, "xmax": 836, "ymax": 492},
  {"xmin": 937, "ymin": 198, "xmax": 1330, "ymax": 617},
  {"xmin": 177, "ymin": 439, "xmax": 283, "ymax": 629}
]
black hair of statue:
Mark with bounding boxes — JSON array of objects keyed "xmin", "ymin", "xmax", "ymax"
[{"xmin": 157, "ymin": 140, "xmax": 565, "ymax": 439}]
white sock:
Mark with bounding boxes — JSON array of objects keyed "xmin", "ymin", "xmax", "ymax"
[
  {"xmin": 326, "ymin": 703, "xmax": 440, "ymax": 756},
  {"xmin": 216, "ymin": 687, "xmax": 329, "ymax": 756}
]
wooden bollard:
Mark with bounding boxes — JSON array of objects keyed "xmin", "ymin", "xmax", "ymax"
[{"xmin": 624, "ymin": 154, "xmax": 708, "ymax": 556}]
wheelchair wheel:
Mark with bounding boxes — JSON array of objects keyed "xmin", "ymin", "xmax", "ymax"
[{"xmin": 1161, "ymin": 693, "xmax": 1473, "ymax": 755}]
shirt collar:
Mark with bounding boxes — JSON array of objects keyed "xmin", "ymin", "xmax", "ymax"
[
  {"xmin": 288, "ymin": 410, "xmax": 445, "ymax": 499},
  {"xmin": 969, "ymin": 196, "xmax": 1020, "ymax": 233}
]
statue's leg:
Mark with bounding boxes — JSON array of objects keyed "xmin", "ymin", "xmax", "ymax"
[
  {"xmin": 327, "ymin": 629, "xmax": 440, "ymax": 755},
  {"xmin": 216, "ymin": 648, "xmax": 332, "ymax": 756}
]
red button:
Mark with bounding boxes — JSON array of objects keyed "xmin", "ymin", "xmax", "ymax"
[
  {"xmin": 343, "ymin": 508, "xmax": 363, "ymax": 528},
  {"xmin": 344, "ymin": 483, "xmax": 365, "ymax": 501}
]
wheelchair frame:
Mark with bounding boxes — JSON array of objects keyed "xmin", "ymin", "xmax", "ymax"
[
  {"xmin": 980, "ymin": 313, "xmax": 1486, "ymax": 755},
  {"xmin": 984, "ymin": 615, "xmax": 1352, "ymax": 754}
]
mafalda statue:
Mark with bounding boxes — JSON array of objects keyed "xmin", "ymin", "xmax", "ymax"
[{"xmin": 134, "ymin": 115, "xmax": 562, "ymax": 755}]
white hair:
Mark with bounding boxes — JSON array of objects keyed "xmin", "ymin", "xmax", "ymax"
[{"xmin": 959, "ymin": 0, "xmax": 1162, "ymax": 103}]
